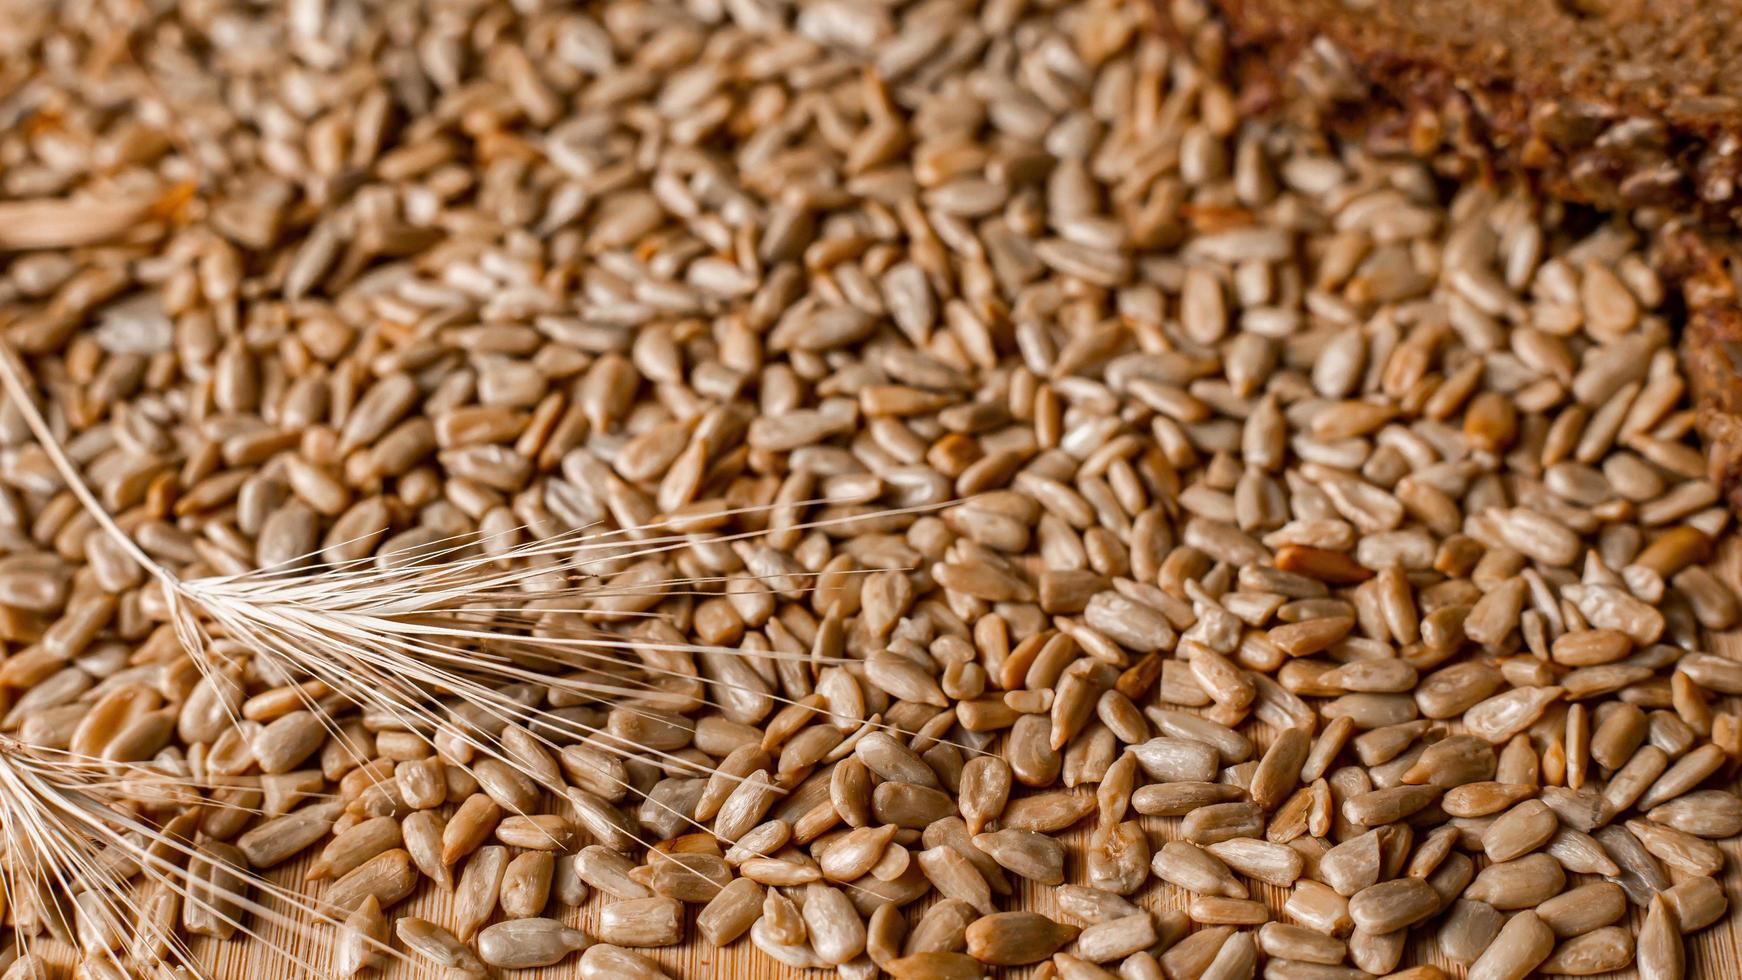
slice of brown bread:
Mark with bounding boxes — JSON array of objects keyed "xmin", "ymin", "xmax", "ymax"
[
  {"xmin": 1664, "ymin": 229, "xmax": 1742, "ymax": 510},
  {"xmin": 1191, "ymin": 0, "xmax": 1742, "ymax": 226},
  {"xmin": 1173, "ymin": 0, "xmax": 1742, "ymax": 508}
]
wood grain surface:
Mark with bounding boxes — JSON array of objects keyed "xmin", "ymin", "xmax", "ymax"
[{"xmin": 30, "ymin": 540, "xmax": 1742, "ymax": 979}]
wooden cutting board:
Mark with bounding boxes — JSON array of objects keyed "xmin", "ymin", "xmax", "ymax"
[{"xmin": 35, "ymin": 539, "xmax": 1742, "ymax": 979}]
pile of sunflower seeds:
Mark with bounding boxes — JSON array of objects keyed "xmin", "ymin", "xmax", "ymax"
[{"xmin": 1, "ymin": 0, "xmax": 1740, "ymax": 977}]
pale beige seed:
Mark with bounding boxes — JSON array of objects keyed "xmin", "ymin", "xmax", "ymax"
[
  {"xmin": 1603, "ymin": 745, "xmax": 1670, "ymax": 813},
  {"xmin": 396, "ymin": 917, "xmax": 487, "ymax": 976},
  {"xmin": 1648, "ymin": 789, "xmax": 1742, "ymax": 838},
  {"xmin": 574, "ymin": 844, "xmax": 651, "ymax": 900},
  {"xmin": 739, "ymin": 857, "xmax": 822, "ymax": 887},
  {"xmin": 477, "ymin": 918, "xmax": 593, "ymax": 969},
  {"xmin": 916, "ymin": 845, "xmax": 994, "ymax": 915},
  {"xmin": 867, "ymin": 901, "xmax": 905, "ymax": 968},
  {"xmin": 923, "ymin": 823, "xmax": 1002, "ymax": 904},
  {"xmin": 959, "ymin": 756, "xmax": 1012, "ymax": 834},
  {"xmin": 1662, "ymin": 875, "xmax": 1729, "ymax": 931},
  {"xmin": 1318, "ymin": 830, "xmax": 1383, "ymax": 897},
  {"xmin": 1672, "ymin": 565, "xmax": 1738, "ymax": 629},
  {"xmin": 964, "ymin": 912, "xmax": 1079, "ymax": 966},
  {"xmin": 1246, "ymin": 761, "xmax": 1314, "ymax": 831},
  {"xmin": 803, "ymin": 883, "xmax": 866, "ymax": 966},
  {"xmin": 1439, "ymin": 899, "xmax": 1504, "ymax": 966},
  {"xmin": 1353, "ymin": 719, "xmax": 1432, "ymax": 767},
  {"xmin": 1268, "ymin": 616, "xmax": 1354, "ymax": 657},
  {"xmin": 396, "ymin": 757, "xmax": 447, "ymax": 810},
  {"xmin": 324, "ymin": 848, "xmax": 417, "ymax": 916},
  {"xmin": 1257, "ymin": 922, "xmax": 1346, "ymax": 965},
  {"xmin": 647, "ymin": 852, "xmax": 732, "ymax": 903},
  {"xmin": 820, "ymin": 825, "xmax": 900, "ymax": 883},
  {"xmin": 1283, "ymin": 881, "xmax": 1352, "ymax": 936},
  {"xmin": 441, "ymin": 795, "xmax": 501, "ymax": 865},
  {"xmin": 1463, "ymin": 853, "xmax": 1566, "ymax": 909},
  {"xmin": 905, "ymin": 898, "xmax": 977, "ymax": 956},
  {"xmin": 1341, "ymin": 784, "xmax": 1439, "ymax": 825},
  {"xmin": 1150, "ymin": 841, "xmax": 1246, "ymax": 898},
  {"xmin": 563, "ymin": 744, "xmax": 635, "ymax": 805},
  {"xmin": 1199, "ymin": 928, "xmax": 1257, "ymax": 980},
  {"xmin": 1158, "ymin": 925, "xmax": 1236, "ymax": 980},
  {"xmin": 1145, "ymin": 709, "xmax": 1253, "ymax": 764},
  {"xmin": 1074, "ymin": 912, "xmax": 1157, "ymax": 964},
  {"xmin": 697, "ymin": 878, "xmax": 764, "ymax": 947},
  {"xmin": 1402, "ymin": 734, "xmax": 1496, "ymax": 788},
  {"xmin": 579, "ymin": 944, "xmax": 669, "ymax": 980},
  {"xmin": 597, "ymin": 896, "xmax": 684, "ymax": 947},
  {"xmin": 1188, "ymin": 895, "xmax": 1269, "ymax": 926},
  {"xmin": 1638, "ymin": 894, "xmax": 1685, "ymax": 980},
  {"xmin": 1590, "ymin": 702, "xmax": 1648, "ymax": 769},
  {"xmin": 1482, "ymin": 799, "xmax": 1558, "ymax": 862},
  {"xmin": 1347, "ymin": 877, "xmax": 1440, "ymax": 934},
  {"xmin": 1537, "ymin": 882, "xmax": 1628, "ymax": 939},
  {"xmin": 1322, "ymin": 692, "xmax": 1418, "ymax": 729},
  {"xmin": 236, "ymin": 802, "xmax": 341, "ymax": 869},
  {"xmin": 1181, "ymin": 801, "xmax": 1265, "ymax": 844},
  {"xmin": 856, "ymin": 732, "xmax": 940, "ymax": 788},
  {"xmin": 1132, "ymin": 781, "xmax": 1246, "ymax": 816},
  {"xmin": 182, "ymin": 843, "xmax": 249, "ymax": 940},
  {"xmin": 307, "ymin": 816, "xmax": 401, "ymax": 883},
  {"xmin": 1464, "ymin": 686, "xmax": 1565, "ymax": 743},
  {"xmin": 1676, "ymin": 653, "xmax": 1742, "ymax": 694},
  {"xmin": 1205, "ymin": 837, "xmax": 1303, "ymax": 886},
  {"xmin": 1624, "ymin": 818, "xmax": 1724, "ymax": 877},
  {"xmin": 1467, "ymin": 910, "xmax": 1554, "ymax": 980},
  {"xmin": 1464, "ymin": 578, "xmax": 1526, "ymax": 646},
  {"xmin": 1006, "ymin": 713, "xmax": 1060, "ymax": 786},
  {"xmin": 1405, "ymin": 824, "xmax": 1461, "ymax": 881},
  {"xmin": 1543, "ymin": 828, "xmax": 1620, "ymax": 875},
  {"xmin": 495, "ymin": 813, "xmax": 578, "ymax": 851},
  {"xmin": 501, "ymin": 850, "xmax": 555, "ymax": 918},
  {"xmin": 999, "ymin": 789, "xmax": 1095, "ymax": 831},
  {"xmin": 1538, "ymin": 926, "xmax": 1634, "ymax": 975},
  {"xmin": 1637, "ymin": 743, "xmax": 1726, "ymax": 810},
  {"xmin": 874, "ymin": 782, "xmax": 956, "ymax": 829},
  {"xmin": 1129, "ymin": 737, "xmax": 1220, "ymax": 782},
  {"xmin": 402, "ymin": 809, "xmax": 453, "ymax": 891},
  {"xmin": 568, "ymin": 785, "xmax": 643, "ymax": 850},
  {"xmin": 1349, "ymin": 925, "xmax": 1406, "ymax": 975},
  {"xmin": 1302, "ymin": 716, "xmax": 1357, "ymax": 782},
  {"xmin": 452, "ymin": 845, "xmax": 508, "ymax": 940},
  {"xmin": 1416, "ymin": 661, "xmax": 1505, "ymax": 719},
  {"xmin": 1251, "ymin": 725, "xmax": 1310, "ymax": 810},
  {"xmin": 334, "ymin": 894, "xmax": 388, "ymax": 977},
  {"xmin": 885, "ymin": 952, "xmax": 984, "ymax": 980},
  {"xmin": 722, "ymin": 822, "xmax": 792, "ymax": 868},
  {"xmin": 1096, "ymin": 752, "xmax": 1139, "ymax": 828},
  {"xmin": 1418, "ymin": 833, "xmax": 1477, "ymax": 901},
  {"xmin": 972, "ymin": 829, "xmax": 1065, "ymax": 885},
  {"xmin": 1054, "ymin": 886, "xmax": 1142, "ymax": 926},
  {"xmin": 252, "ymin": 710, "xmax": 328, "ymax": 773},
  {"xmin": 1050, "ymin": 950, "xmax": 1118, "ymax": 980},
  {"xmin": 758, "ymin": 888, "xmax": 807, "ymax": 948},
  {"xmin": 1594, "ymin": 823, "xmax": 1672, "ymax": 905}
]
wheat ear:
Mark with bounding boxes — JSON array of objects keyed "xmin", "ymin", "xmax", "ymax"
[
  {"xmin": 0, "ymin": 339, "xmax": 977, "ymax": 965},
  {"xmin": 0, "ymin": 738, "xmax": 411, "ymax": 979}
]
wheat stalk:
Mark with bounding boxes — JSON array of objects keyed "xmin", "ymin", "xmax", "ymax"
[
  {"xmin": 0, "ymin": 340, "xmax": 972, "ymax": 971},
  {"xmin": 0, "ymin": 739, "xmax": 409, "ymax": 979}
]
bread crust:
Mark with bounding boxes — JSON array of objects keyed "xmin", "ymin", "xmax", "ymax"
[
  {"xmin": 1177, "ymin": 0, "xmax": 1742, "ymax": 508},
  {"xmin": 1659, "ymin": 228, "xmax": 1742, "ymax": 510},
  {"xmin": 1201, "ymin": 0, "xmax": 1742, "ymax": 226}
]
